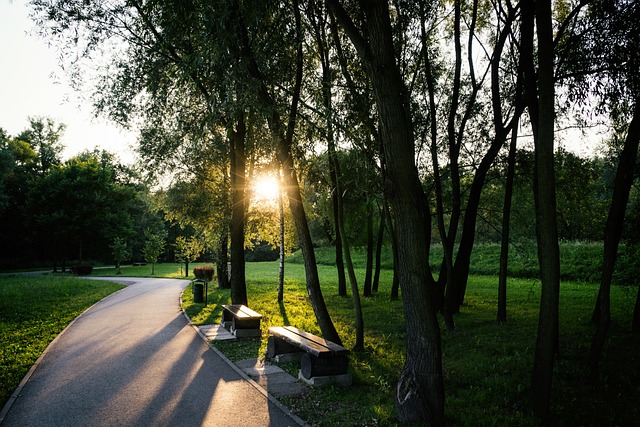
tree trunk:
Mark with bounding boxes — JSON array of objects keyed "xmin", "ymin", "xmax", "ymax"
[
  {"xmin": 446, "ymin": 6, "xmax": 520, "ymax": 315},
  {"xmin": 233, "ymin": 0, "xmax": 341, "ymax": 344},
  {"xmin": 278, "ymin": 174, "xmax": 285, "ymax": 303},
  {"xmin": 229, "ymin": 114, "xmax": 248, "ymax": 306},
  {"xmin": 336, "ymin": 167, "xmax": 365, "ymax": 350},
  {"xmin": 524, "ymin": 0, "xmax": 561, "ymax": 421},
  {"xmin": 498, "ymin": 124, "xmax": 518, "ymax": 323},
  {"xmin": 372, "ymin": 206, "xmax": 385, "ymax": 293},
  {"xmin": 633, "ymin": 284, "xmax": 640, "ymax": 333},
  {"xmin": 329, "ymin": 0, "xmax": 444, "ymax": 423},
  {"xmin": 316, "ymin": 9, "xmax": 347, "ymax": 297},
  {"xmin": 590, "ymin": 102, "xmax": 640, "ymax": 369},
  {"xmin": 217, "ymin": 228, "xmax": 230, "ymax": 289},
  {"xmin": 363, "ymin": 203, "xmax": 374, "ymax": 297},
  {"xmin": 332, "ymin": 167, "xmax": 348, "ymax": 297},
  {"xmin": 419, "ymin": 5, "xmax": 446, "ymax": 313},
  {"xmin": 384, "ymin": 199, "xmax": 400, "ymax": 301}
]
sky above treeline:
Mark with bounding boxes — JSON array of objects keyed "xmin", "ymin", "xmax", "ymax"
[{"xmin": 0, "ymin": 0, "xmax": 137, "ymax": 164}]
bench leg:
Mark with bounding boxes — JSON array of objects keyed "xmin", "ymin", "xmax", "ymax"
[{"xmin": 268, "ymin": 336, "xmax": 304, "ymax": 359}]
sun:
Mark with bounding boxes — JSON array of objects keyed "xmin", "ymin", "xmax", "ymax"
[{"xmin": 252, "ymin": 174, "xmax": 280, "ymax": 203}]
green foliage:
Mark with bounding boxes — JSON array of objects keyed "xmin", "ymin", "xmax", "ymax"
[
  {"xmin": 16, "ymin": 116, "xmax": 65, "ymax": 176},
  {"xmin": 143, "ymin": 228, "xmax": 167, "ymax": 274},
  {"xmin": 25, "ymin": 150, "xmax": 140, "ymax": 265},
  {"xmin": 290, "ymin": 241, "xmax": 639, "ymax": 286},
  {"xmin": 70, "ymin": 264, "xmax": 93, "ymax": 276},
  {"xmin": 110, "ymin": 237, "xmax": 131, "ymax": 274},
  {"xmin": 174, "ymin": 235, "xmax": 204, "ymax": 264},
  {"xmin": 0, "ymin": 275, "xmax": 123, "ymax": 408}
]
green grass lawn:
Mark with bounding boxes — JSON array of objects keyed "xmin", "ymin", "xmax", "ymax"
[
  {"xmin": 3, "ymin": 246, "xmax": 639, "ymax": 425},
  {"xmin": 0, "ymin": 275, "xmax": 124, "ymax": 407},
  {"xmin": 181, "ymin": 260, "xmax": 640, "ymax": 426}
]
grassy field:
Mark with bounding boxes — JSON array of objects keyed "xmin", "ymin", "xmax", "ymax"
[
  {"xmin": 2, "ymin": 242, "xmax": 639, "ymax": 425},
  {"xmin": 180, "ymin": 257, "xmax": 640, "ymax": 426},
  {"xmin": 0, "ymin": 275, "xmax": 124, "ymax": 407}
]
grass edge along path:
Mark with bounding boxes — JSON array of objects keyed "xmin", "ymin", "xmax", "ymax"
[{"xmin": 0, "ymin": 275, "xmax": 124, "ymax": 410}]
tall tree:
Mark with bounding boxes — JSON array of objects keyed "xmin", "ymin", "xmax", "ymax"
[
  {"xmin": 17, "ymin": 116, "xmax": 65, "ymax": 177},
  {"xmin": 521, "ymin": 0, "xmax": 561, "ymax": 421},
  {"xmin": 228, "ymin": 0, "xmax": 342, "ymax": 343},
  {"xmin": 556, "ymin": 0, "xmax": 640, "ymax": 363},
  {"xmin": 497, "ymin": 123, "xmax": 519, "ymax": 323},
  {"xmin": 307, "ymin": 1, "xmax": 348, "ymax": 297},
  {"xmin": 27, "ymin": 153, "xmax": 137, "ymax": 267},
  {"xmin": 328, "ymin": 0, "xmax": 445, "ymax": 423}
]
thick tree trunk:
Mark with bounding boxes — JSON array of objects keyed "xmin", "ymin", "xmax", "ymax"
[
  {"xmin": 524, "ymin": 0, "xmax": 561, "ymax": 421},
  {"xmin": 229, "ymin": 115, "xmax": 248, "ymax": 306},
  {"xmin": 590, "ymin": 102, "xmax": 640, "ymax": 368},
  {"xmin": 329, "ymin": 0, "xmax": 444, "ymax": 423}
]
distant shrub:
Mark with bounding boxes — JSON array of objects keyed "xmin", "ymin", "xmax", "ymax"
[
  {"xmin": 71, "ymin": 264, "xmax": 93, "ymax": 276},
  {"xmin": 193, "ymin": 265, "xmax": 215, "ymax": 281},
  {"xmin": 245, "ymin": 242, "xmax": 279, "ymax": 262}
]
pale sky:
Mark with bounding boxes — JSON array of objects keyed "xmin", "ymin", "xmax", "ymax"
[{"xmin": 0, "ymin": 0, "xmax": 137, "ymax": 164}]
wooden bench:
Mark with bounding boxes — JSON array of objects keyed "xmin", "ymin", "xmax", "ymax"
[
  {"xmin": 268, "ymin": 326, "xmax": 351, "ymax": 384},
  {"xmin": 221, "ymin": 304, "xmax": 262, "ymax": 337}
]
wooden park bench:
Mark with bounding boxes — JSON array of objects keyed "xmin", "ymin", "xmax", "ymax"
[
  {"xmin": 221, "ymin": 304, "xmax": 262, "ymax": 338},
  {"xmin": 268, "ymin": 326, "xmax": 351, "ymax": 385}
]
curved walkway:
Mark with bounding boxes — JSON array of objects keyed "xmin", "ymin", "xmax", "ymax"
[{"xmin": 1, "ymin": 277, "xmax": 304, "ymax": 426}]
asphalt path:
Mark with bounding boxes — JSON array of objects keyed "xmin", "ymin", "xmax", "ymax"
[{"xmin": 1, "ymin": 277, "xmax": 304, "ymax": 426}]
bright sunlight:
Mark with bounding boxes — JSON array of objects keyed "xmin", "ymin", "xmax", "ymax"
[{"xmin": 252, "ymin": 174, "xmax": 280, "ymax": 204}]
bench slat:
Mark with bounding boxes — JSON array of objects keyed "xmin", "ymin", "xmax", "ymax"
[
  {"xmin": 222, "ymin": 304, "xmax": 262, "ymax": 319},
  {"xmin": 238, "ymin": 305, "xmax": 262, "ymax": 318},
  {"xmin": 268, "ymin": 326, "xmax": 348, "ymax": 357},
  {"xmin": 284, "ymin": 326, "xmax": 348, "ymax": 354},
  {"xmin": 269, "ymin": 327, "xmax": 328, "ymax": 357}
]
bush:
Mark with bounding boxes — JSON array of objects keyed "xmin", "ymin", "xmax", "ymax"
[
  {"xmin": 70, "ymin": 264, "xmax": 93, "ymax": 276},
  {"xmin": 245, "ymin": 242, "xmax": 279, "ymax": 262},
  {"xmin": 193, "ymin": 265, "xmax": 215, "ymax": 281}
]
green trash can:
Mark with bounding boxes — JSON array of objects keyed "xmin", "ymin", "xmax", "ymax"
[{"xmin": 193, "ymin": 281, "xmax": 204, "ymax": 303}]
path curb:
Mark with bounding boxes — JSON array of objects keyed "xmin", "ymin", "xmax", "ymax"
[{"xmin": 179, "ymin": 289, "xmax": 309, "ymax": 427}]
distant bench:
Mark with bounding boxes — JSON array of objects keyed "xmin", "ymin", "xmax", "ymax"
[
  {"xmin": 221, "ymin": 304, "xmax": 262, "ymax": 337},
  {"xmin": 268, "ymin": 326, "xmax": 351, "ymax": 385}
]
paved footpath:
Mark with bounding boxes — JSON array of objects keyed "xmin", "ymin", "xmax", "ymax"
[{"xmin": 1, "ymin": 278, "xmax": 305, "ymax": 427}]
